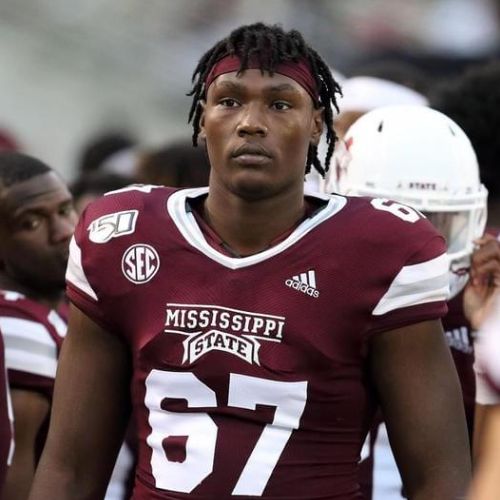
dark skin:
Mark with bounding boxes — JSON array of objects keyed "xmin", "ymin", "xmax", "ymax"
[
  {"xmin": 200, "ymin": 70, "xmax": 324, "ymax": 256},
  {"xmin": 0, "ymin": 171, "xmax": 77, "ymax": 500},
  {"xmin": 29, "ymin": 69, "xmax": 470, "ymax": 499},
  {"xmin": 0, "ymin": 171, "xmax": 77, "ymax": 307}
]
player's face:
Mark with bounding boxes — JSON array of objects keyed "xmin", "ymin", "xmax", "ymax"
[
  {"xmin": 0, "ymin": 171, "xmax": 77, "ymax": 293},
  {"xmin": 201, "ymin": 69, "xmax": 323, "ymax": 201}
]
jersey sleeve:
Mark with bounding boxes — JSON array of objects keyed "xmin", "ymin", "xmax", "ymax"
[
  {"xmin": 65, "ymin": 186, "xmax": 159, "ymax": 334},
  {"xmin": 368, "ymin": 225, "xmax": 449, "ymax": 335},
  {"xmin": 0, "ymin": 309, "xmax": 56, "ymax": 398}
]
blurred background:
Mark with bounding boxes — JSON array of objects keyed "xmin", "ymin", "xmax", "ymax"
[{"xmin": 1, "ymin": 0, "xmax": 499, "ymax": 180}]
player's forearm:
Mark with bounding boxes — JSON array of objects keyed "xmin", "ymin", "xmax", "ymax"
[
  {"xmin": 3, "ymin": 455, "xmax": 35, "ymax": 500},
  {"xmin": 406, "ymin": 477, "xmax": 468, "ymax": 500},
  {"xmin": 29, "ymin": 455, "xmax": 107, "ymax": 500}
]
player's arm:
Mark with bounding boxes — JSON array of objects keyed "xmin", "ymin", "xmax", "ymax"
[
  {"xmin": 370, "ymin": 319, "xmax": 471, "ymax": 500},
  {"xmin": 2, "ymin": 389, "xmax": 50, "ymax": 500},
  {"xmin": 28, "ymin": 305, "xmax": 132, "ymax": 500}
]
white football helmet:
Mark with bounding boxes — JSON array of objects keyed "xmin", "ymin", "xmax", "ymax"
[{"xmin": 331, "ymin": 105, "xmax": 488, "ymax": 299}]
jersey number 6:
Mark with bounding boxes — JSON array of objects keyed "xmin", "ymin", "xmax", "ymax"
[{"xmin": 145, "ymin": 370, "xmax": 308, "ymax": 495}]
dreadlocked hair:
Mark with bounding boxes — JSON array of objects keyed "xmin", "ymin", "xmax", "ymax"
[
  {"xmin": 0, "ymin": 152, "xmax": 52, "ymax": 190},
  {"xmin": 188, "ymin": 22, "xmax": 342, "ymax": 177}
]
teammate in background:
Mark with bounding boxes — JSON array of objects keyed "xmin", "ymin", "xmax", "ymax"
[
  {"xmin": 308, "ymin": 60, "xmax": 430, "ymax": 195},
  {"xmin": 30, "ymin": 23, "xmax": 470, "ymax": 499},
  {"xmin": 333, "ymin": 59, "xmax": 430, "ymax": 140},
  {"xmin": 330, "ymin": 105, "xmax": 500, "ymax": 499},
  {"xmin": 70, "ymin": 171, "xmax": 133, "ymax": 215},
  {"xmin": 136, "ymin": 139, "xmax": 210, "ymax": 188},
  {"xmin": 76, "ymin": 129, "xmax": 139, "ymax": 179},
  {"xmin": 0, "ymin": 153, "xmax": 78, "ymax": 500},
  {"xmin": 430, "ymin": 61, "xmax": 500, "ymax": 463}
]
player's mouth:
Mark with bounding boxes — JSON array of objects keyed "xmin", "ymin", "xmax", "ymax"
[{"xmin": 231, "ymin": 143, "xmax": 272, "ymax": 166}]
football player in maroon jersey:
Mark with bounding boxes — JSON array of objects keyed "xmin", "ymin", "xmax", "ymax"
[
  {"xmin": 30, "ymin": 23, "xmax": 470, "ymax": 500},
  {"xmin": 0, "ymin": 153, "xmax": 78, "ymax": 499},
  {"xmin": 430, "ymin": 63, "xmax": 500, "ymax": 471},
  {"xmin": 330, "ymin": 105, "xmax": 500, "ymax": 499}
]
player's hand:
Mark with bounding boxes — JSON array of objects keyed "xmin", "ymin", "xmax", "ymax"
[{"xmin": 463, "ymin": 234, "xmax": 500, "ymax": 330}]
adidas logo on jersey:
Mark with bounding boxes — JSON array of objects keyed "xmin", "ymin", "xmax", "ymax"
[{"xmin": 285, "ymin": 269, "xmax": 320, "ymax": 298}]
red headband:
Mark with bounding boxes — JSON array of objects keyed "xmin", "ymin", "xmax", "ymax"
[{"xmin": 204, "ymin": 55, "xmax": 319, "ymax": 104}]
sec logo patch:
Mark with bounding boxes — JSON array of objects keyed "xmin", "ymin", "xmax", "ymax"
[{"xmin": 122, "ymin": 244, "xmax": 160, "ymax": 284}]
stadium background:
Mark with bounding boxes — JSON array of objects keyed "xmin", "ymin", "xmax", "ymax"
[{"xmin": 0, "ymin": 0, "xmax": 499, "ymax": 179}]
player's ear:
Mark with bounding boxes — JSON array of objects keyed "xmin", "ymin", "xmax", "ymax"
[
  {"xmin": 198, "ymin": 101, "xmax": 207, "ymax": 141},
  {"xmin": 310, "ymin": 106, "xmax": 324, "ymax": 147}
]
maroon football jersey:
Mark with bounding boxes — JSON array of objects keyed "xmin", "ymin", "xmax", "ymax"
[
  {"xmin": 66, "ymin": 186, "xmax": 448, "ymax": 499},
  {"xmin": 0, "ymin": 329, "xmax": 13, "ymax": 491},
  {"xmin": 443, "ymin": 291, "xmax": 475, "ymax": 439},
  {"xmin": 0, "ymin": 290, "xmax": 67, "ymax": 462},
  {"xmin": 0, "ymin": 290, "xmax": 67, "ymax": 399}
]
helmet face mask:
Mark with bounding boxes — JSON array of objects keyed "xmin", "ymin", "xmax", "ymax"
[{"xmin": 332, "ymin": 105, "xmax": 488, "ymax": 299}]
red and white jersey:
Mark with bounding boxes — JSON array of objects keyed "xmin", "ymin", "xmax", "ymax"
[
  {"xmin": 0, "ymin": 291, "xmax": 67, "ymax": 400},
  {"xmin": 0, "ymin": 328, "xmax": 13, "ymax": 492},
  {"xmin": 66, "ymin": 186, "xmax": 449, "ymax": 500}
]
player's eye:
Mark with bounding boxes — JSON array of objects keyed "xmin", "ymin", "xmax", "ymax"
[
  {"xmin": 59, "ymin": 202, "xmax": 75, "ymax": 217},
  {"xmin": 271, "ymin": 101, "xmax": 291, "ymax": 111},
  {"xmin": 219, "ymin": 98, "xmax": 240, "ymax": 108},
  {"xmin": 19, "ymin": 216, "xmax": 42, "ymax": 231}
]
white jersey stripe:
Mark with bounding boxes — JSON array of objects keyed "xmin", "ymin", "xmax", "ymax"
[
  {"xmin": 4, "ymin": 347, "xmax": 57, "ymax": 378},
  {"xmin": 0, "ymin": 317, "xmax": 58, "ymax": 377},
  {"xmin": 372, "ymin": 254, "xmax": 449, "ymax": 316},
  {"xmin": 66, "ymin": 236, "xmax": 99, "ymax": 301},
  {"xmin": 390, "ymin": 253, "xmax": 448, "ymax": 284},
  {"xmin": 0, "ymin": 317, "xmax": 56, "ymax": 348},
  {"xmin": 48, "ymin": 310, "xmax": 67, "ymax": 338}
]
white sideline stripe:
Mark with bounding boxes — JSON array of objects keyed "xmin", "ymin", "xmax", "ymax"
[
  {"xmin": 373, "ymin": 254, "xmax": 449, "ymax": 316},
  {"xmin": 0, "ymin": 317, "xmax": 55, "ymax": 347},
  {"xmin": 5, "ymin": 347, "xmax": 57, "ymax": 378},
  {"xmin": 66, "ymin": 237, "xmax": 99, "ymax": 301}
]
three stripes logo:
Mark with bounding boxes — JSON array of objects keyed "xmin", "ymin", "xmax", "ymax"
[{"xmin": 285, "ymin": 269, "xmax": 320, "ymax": 298}]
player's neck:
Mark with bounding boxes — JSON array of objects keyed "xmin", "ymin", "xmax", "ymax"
[
  {"xmin": 203, "ymin": 187, "xmax": 306, "ymax": 257},
  {"xmin": 0, "ymin": 271, "xmax": 65, "ymax": 309}
]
